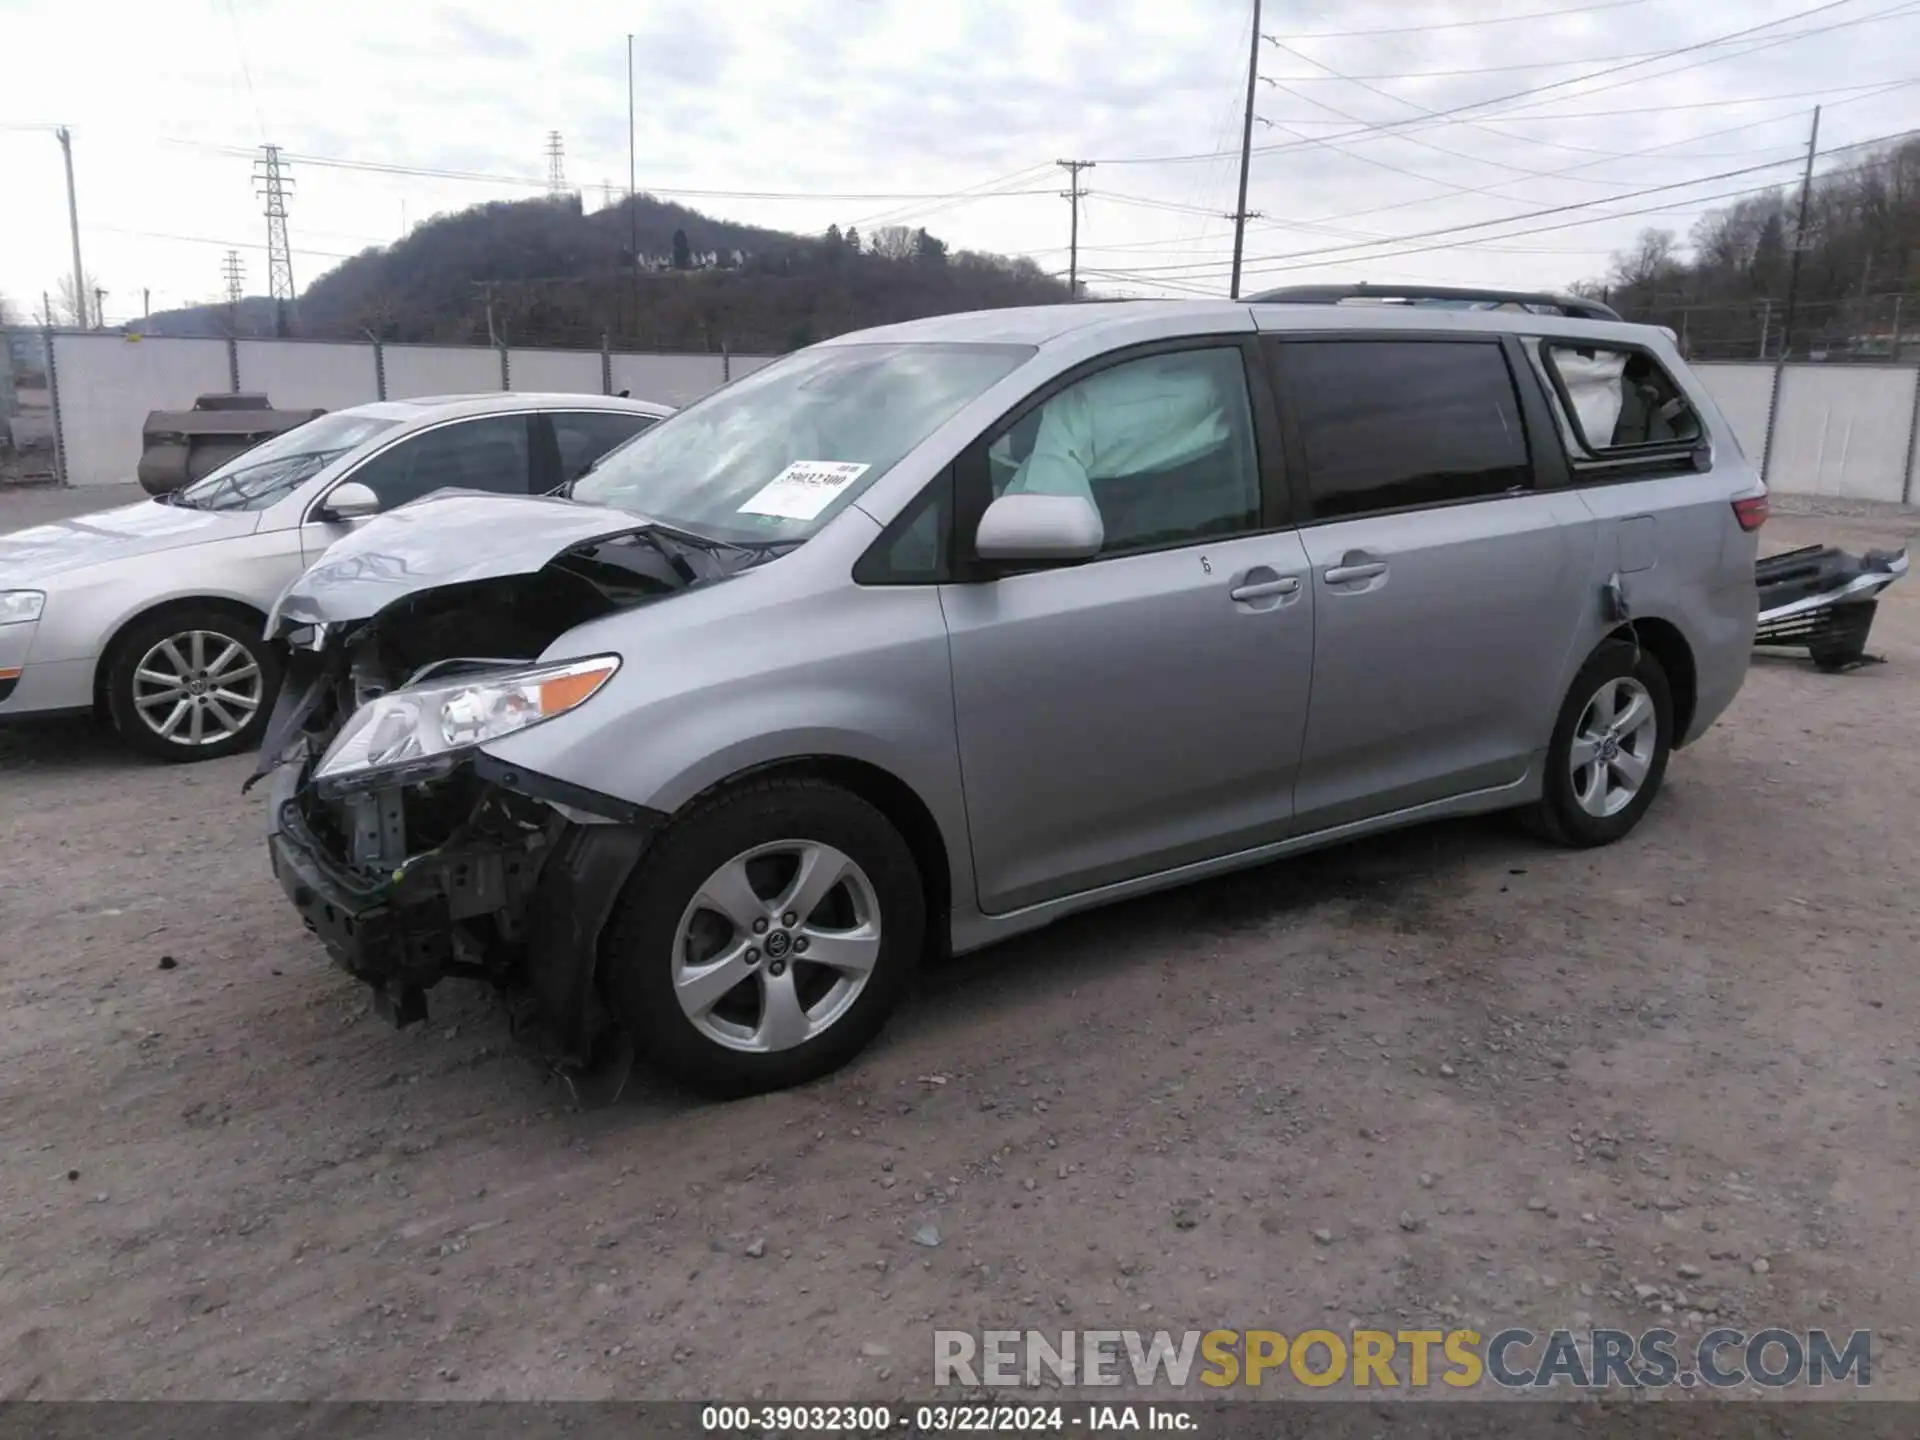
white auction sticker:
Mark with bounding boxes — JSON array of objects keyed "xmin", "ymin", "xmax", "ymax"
[{"xmin": 737, "ymin": 460, "xmax": 871, "ymax": 521}]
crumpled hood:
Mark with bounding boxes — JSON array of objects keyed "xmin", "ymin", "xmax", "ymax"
[
  {"xmin": 0, "ymin": 498, "xmax": 260, "ymax": 584},
  {"xmin": 267, "ymin": 491, "xmax": 659, "ymax": 634}
]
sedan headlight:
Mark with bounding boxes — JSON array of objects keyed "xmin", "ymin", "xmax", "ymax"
[
  {"xmin": 313, "ymin": 655, "xmax": 620, "ymax": 794},
  {"xmin": 0, "ymin": 590, "xmax": 46, "ymax": 625}
]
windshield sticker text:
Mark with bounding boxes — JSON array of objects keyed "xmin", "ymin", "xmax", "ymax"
[{"xmin": 737, "ymin": 461, "xmax": 871, "ymax": 521}]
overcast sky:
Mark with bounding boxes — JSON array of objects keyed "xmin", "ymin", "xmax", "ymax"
[{"xmin": 2, "ymin": 0, "xmax": 1916, "ymax": 323}]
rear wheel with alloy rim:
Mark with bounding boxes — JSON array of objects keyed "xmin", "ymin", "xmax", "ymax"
[
  {"xmin": 105, "ymin": 606, "xmax": 282, "ymax": 762},
  {"xmin": 1524, "ymin": 640, "xmax": 1673, "ymax": 848},
  {"xmin": 604, "ymin": 778, "xmax": 925, "ymax": 1098}
]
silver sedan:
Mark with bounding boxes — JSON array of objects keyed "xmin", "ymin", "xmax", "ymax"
[{"xmin": 0, "ymin": 391, "xmax": 671, "ymax": 760}]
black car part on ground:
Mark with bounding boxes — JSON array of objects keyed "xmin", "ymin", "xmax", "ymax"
[
  {"xmin": 257, "ymin": 522, "xmax": 778, "ymax": 1083},
  {"xmin": 1755, "ymin": 544, "xmax": 1909, "ymax": 672}
]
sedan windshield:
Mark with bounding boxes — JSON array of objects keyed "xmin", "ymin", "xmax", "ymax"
[
  {"xmin": 571, "ymin": 342, "xmax": 1033, "ymax": 544},
  {"xmin": 172, "ymin": 412, "xmax": 403, "ymax": 512}
]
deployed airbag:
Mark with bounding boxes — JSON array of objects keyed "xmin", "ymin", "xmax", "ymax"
[{"xmin": 1552, "ymin": 348, "xmax": 1628, "ymax": 450}]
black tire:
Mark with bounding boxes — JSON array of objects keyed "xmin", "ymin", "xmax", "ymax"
[
  {"xmin": 104, "ymin": 604, "xmax": 282, "ymax": 763},
  {"xmin": 602, "ymin": 777, "xmax": 926, "ymax": 1099},
  {"xmin": 1522, "ymin": 639, "xmax": 1673, "ymax": 848}
]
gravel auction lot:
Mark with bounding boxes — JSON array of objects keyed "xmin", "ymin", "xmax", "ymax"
[{"xmin": 2, "ymin": 481, "xmax": 1917, "ymax": 1402}]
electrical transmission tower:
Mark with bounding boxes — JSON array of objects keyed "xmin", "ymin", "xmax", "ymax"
[
  {"xmin": 546, "ymin": 131, "xmax": 568, "ymax": 198},
  {"xmin": 221, "ymin": 250, "xmax": 246, "ymax": 325},
  {"xmin": 253, "ymin": 144, "xmax": 295, "ymax": 335},
  {"xmin": 1056, "ymin": 159, "xmax": 1095, "ymax": 299}
]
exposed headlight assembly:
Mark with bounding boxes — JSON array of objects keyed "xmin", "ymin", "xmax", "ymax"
[
  {"xmin": 313, "ymin": 654, "xmax": 620, "ymax": 795},
  {"xmin": 0, "ymin": 590, "xmax": 46, "ymax": 625}
]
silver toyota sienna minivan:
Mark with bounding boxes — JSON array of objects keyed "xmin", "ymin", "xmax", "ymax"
[{"xmin": 257, "ymin": 288, "xmax": 1765, "ymax": 1099}]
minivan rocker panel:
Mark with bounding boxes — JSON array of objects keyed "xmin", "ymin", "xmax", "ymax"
[{"xmin": 259, "ymin": 298, "xmax": 1762, "ymax": 1099}]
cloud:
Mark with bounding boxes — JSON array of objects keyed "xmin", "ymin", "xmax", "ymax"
[{"xmin": 1, "ymin": 0, "xmax": 1914, "ymax": 315}]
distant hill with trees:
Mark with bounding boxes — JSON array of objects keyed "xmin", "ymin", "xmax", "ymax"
[
  {"xmin": 142, "ymin": 192, "xmax": 1069, "ymax": 355},
  {"xmin": 1579, "ymin": 133, "xmax": 1920, "ymax": 360}
]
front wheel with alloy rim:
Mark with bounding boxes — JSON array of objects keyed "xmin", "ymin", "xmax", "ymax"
[
  {"xmin": 602, "ymin": 777, "xmax": 926, "ymax": 1098},
  {"xmin": 1524, "ymin": 639, "xmax": 1673, "ymax": 848},
  {"xmin": 104, "ymin": 606, "xmax": 281, "ymax": 762}
]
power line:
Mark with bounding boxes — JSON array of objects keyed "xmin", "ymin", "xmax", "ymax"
[
  {"xmin": 93, "ymin": 224, "xmax": 358, "ymax": 261},
  {"xmin": 1091, "ymin": 124, "xmax": 1920, "ymax": 279},
  {"xmin": 1231, "ymin": 78, "xmax": 1914, "ymax": 243},
  {"xmin": 208, "ymin": 144, "xmax": 1063, "ymax": 204},
  {"xmin": 850, "ymin": 162, "xmax": 1060, "ymax": 231},
  {"xmin": 217, "ymin": 0, "xmax": 267, "ymax": 142},
  {"xmin": 1272, "ymin": 0, "xmax": 1654, "ymax": 38},
  {"xmin": 1095, "ymin": 0, "xmax": 1918, "ymax": 166}
]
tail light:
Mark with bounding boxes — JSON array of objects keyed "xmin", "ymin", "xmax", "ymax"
[{"xmin": 1732, "ymin": 495, "xmax": 1769, "ymax": 531}]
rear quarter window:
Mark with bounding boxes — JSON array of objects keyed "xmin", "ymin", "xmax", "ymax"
[{"xmin": 1535, "ymin": 340, "xmax": 1704, "ymax": 463}]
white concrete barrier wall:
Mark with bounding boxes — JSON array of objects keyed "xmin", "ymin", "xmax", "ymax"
[
  {"xmin": 610, "ymin": 353, "xmax": 728, "ymax": 407},
  {"xmin": 53, "ymin": 334, "xmax": 231, "ymax": 485},
  {"xmin": 64, "ymin": 335, "xmax": 1915, "ymax": 500},
  {"xmin": 508, "ymin": 348, "xmax": 602, "ymax": 395},
  {"xmin": 1767, "ymin": 365, "xmax": 1917, "ymax": 503},
  {"xmin": 236, "ymin": 339, "xmax": 378, "ymax": 413},
  {"xmin": 383, "ymin": 344, "xmax": 502, "ymax": 400},
  {"xmin": 1689, "ymin": 362, "xmax": 1776, "ymax": 467}
]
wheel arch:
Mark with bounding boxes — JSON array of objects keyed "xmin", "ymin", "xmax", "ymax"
[
  {"xmin": 93, "ymin": 594, "xmax": 275, "ymax": 718},
  {"xmin": 675, "ymin": 754, "xmax": 955, "ymax": 959},
  {"xmin": 1605, "ymin": 617, "xmax": 1697, "ymax": 747}
]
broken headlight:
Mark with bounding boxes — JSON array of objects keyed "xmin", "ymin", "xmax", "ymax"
[{"xmin": 312, "ymin": 655, "xmax": 621, "ymax": 795}]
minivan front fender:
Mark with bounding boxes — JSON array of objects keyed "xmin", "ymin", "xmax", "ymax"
[{"xmin": 477, "ymin": 585, "xmax": 979, "ymax": 928}]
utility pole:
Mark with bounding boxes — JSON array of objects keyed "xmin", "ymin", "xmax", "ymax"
[
  {"xmin": 627, "ymin": 32, "xmax": 639, "ymax": 339},
  {"xmin": 545, "ymin": 131, "xmax": 567, "ymax": 199},
  {"xmin": 1761, "ymin": 106, "xmax": 1820, "ymax": 483},
  {"xmin": 253, "ymin": 144, "xmax": 296, "ymax": 337},
  {"xmin": 1057, "ymin": 159, "xmax": 1094, "ymax": 298},
  {"xmin": 92, "ymin": 287, "xmax": 106, "ymax": 330},
  {"xmin": 142, "ymin": 287, "xmax": 150, "ymax": 319},
  {"xmin": 1229, "ymin": 0, "xmax": 1264, "ymax": 300},
  {"xmin": 1757, "ymin": 297, "xmax": 1771, "ymax": 359},
  {"xmin": 56, "ymin": 127, "xmax": 88, "ymax": 329}
]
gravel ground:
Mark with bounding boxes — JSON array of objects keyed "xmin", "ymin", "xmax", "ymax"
[{"xmin": 2, "ymin": 483, "xmax": 1918, "ymax": 1402}]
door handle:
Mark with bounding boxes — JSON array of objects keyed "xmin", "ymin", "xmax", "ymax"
[
  {"xmin": 1229, "ymin": 576, "xmax": 1300, "ymax": 602},
  {"xmin": 1324, "ymin": 561, "xmax": 1387, "ymax": 584}
]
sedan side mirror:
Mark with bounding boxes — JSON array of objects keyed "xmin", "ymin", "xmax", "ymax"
[
  {"xmin": 317, "ymin": 481, "xmax": 380, "ymax": 522},
  {"xmin": 974, "ymin": 493, "xmax": 1104, "ymax": 565}
]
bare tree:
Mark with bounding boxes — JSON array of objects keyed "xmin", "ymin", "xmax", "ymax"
[
  {"xmin": 53, "ymin": 272, "xmax": 100, "ymax": 327},
  {"xmin": 0, "ymin": 292, "xmax": 18, "ymax": 327},
  {"xmin": 1608, "ymin": 229, "xmax": 1681, "ymax": 292},
  {"xmin": 870, "ymin": 225, "xmax": 917, "ymax": 260}
]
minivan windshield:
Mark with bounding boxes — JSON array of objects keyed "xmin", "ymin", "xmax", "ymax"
[
  {"xmin": 171, "ymin": 411, "xmax": 403, "ymax": 512},
  {"xmin": 571, "ymin": 342, "xmax": 1033, "ymax": 544}
]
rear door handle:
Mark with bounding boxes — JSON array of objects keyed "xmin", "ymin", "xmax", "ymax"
[
  {"xmin": 1229, "ymin": 576, "xmax": 1301, "ymax": 601},
  {"xmin": 1324, "ymin": 561, "xmax": 1387, "ymax": 584}
]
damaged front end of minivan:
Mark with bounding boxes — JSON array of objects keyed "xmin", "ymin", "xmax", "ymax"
[{"xmin": 252, "ymin": 494, "xmax": 779, "ymax": 1089}]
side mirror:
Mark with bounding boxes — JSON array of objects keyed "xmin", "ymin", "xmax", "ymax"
[
  {"xmin": 974, "ymin": 492, "xmax": 1104, "ymax": 565},
  {"xmin": 317, "ymin": 481, "xmax": 380, "ymax": 522}
]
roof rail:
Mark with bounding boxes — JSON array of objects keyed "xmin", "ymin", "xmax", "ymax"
[{"xmin": 1245, "ymin": 282, "xmax": 1623, "ymax": 323}]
